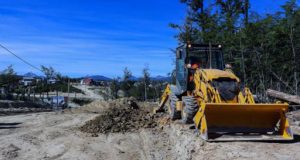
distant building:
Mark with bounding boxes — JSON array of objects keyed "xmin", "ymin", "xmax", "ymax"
[
  {"xmin": 20, "ymin": 77, "xmax": 35, "ymax": 86},
  {"xmin": 80, "ymin": 78, "xmax": 95, "ymax": 85},
  {"xmin": 19, "ymin": 72, "xmax": 44, "ymax": 86},
  {"xmin": 47, "ymin": 78, "xmax": 57, "ymax": 84}
]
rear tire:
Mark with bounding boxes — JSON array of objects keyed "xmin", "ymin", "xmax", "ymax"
[
  {"xmin": 169, "ymin": 94, "xmax": 181, "ymax": 120},
  {"xmin": 182, "ymin": 96, "xmax": 198, "ymax": 124}
]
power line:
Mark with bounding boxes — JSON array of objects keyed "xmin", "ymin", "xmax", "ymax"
[{"xmin": 0, "ymin": 43, "xmax": 42, "ymax": 72}]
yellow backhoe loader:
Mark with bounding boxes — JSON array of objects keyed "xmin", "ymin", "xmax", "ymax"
[{"xmin": 155, "ymin": 44, "xmax": 293, "ymax": 141}]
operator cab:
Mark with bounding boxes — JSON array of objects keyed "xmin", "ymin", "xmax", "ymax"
[{"xmin": 175, "ymin": 44, "xmax": 224, "ymax": 93}]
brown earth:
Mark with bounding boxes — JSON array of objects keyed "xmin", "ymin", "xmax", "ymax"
[
  {"xmin": 80, "ymin": 98, "xmax": 158, "ymax": 135},
  {"xmin": 0, "ymin": 99, "xmax": 299, "ymax": 160}
]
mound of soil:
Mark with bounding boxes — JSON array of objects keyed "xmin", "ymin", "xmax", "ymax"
[{"xmin": 80, "ymin": 98, "xmax": 158, "ymax": 135}]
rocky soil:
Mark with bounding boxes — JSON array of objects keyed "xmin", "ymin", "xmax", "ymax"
[
  {"xmin": 0, "ymin": 99, "xmax": 299, "ymax": 160},
  {"xmin": 80, "ymin": 99, "xmax": 158, "ymax": 135}
]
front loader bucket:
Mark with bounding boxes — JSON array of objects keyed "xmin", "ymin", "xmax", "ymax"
[{"xmin": 194, "ymin": 103, "xmax": 293, "ymax": 141}]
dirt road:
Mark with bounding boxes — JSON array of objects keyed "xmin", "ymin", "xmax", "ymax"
[
  {"xmin": 0, "ymin": 101, "xmax": 300, "ymax": 160},
  {"xmin": 72, "ymin": 85, "xmax": 104, "ymax": 100}
]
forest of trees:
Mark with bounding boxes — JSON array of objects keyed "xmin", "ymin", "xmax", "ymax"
[{"xmin": 171, "ymin": 0, "xmax": 300, "ymax": 99}]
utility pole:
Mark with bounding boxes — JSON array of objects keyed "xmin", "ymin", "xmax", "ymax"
[
  {"xmin": 33, "ymin": 86, "xmax": 35, "ymax": 102},
  {"xmin": 28, "ymin": 86, "xmax": 31, "ymax": 101},
  {"xmin": 56, "ymin": 89, "xmax": 59, "ymax": 108},
  {"xmin": 67, "ymin": 78, "xmax": 70, "ymax": 106},
  {"xmin": 144, "ymin": 79, "xmax": 147, "ymax": 101}
]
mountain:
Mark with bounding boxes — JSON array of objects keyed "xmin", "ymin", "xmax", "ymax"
[
  {"xmin": 128, "ymin": 76, "xmax": 171, "ymax": 82},
  {"xmin": 151, "ymin": 76, "xmax": 171, "ymax": 82},
  {"xmin": 23, "ymin": 72, "xmax": 38, "ymax": 77},
  {"xmin": 128, "ymin": 76, "xmax": 139, "ymax": 81},
  {"xmin": 85, "ymin": 75, "xmax": 112, "ymax": 81},
  {"xmin": 82, "ymin": 75, "xmax": 170, "ymax": 82},
  {"xmin": 23, "ymin": 72, "xmax": 44, "ymax": 78}
]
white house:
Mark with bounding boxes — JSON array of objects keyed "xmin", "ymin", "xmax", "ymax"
[
  {"xmin": 47, "ymin": 78, "xmax": 57, "ymax": 84},
  {"xmin": 20, "ymin": 77, "xmax": 35, "ymax": 86}
]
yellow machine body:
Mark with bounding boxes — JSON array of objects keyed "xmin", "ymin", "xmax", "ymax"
[
  {"xmin": 158, "ymin": 68, "xmax": 294, "ymax": 141},
  {"xmin": 194, "ymin": 103, "xmax": 293, "ymax": 141}
]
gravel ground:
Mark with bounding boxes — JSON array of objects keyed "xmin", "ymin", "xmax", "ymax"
[
  {"xmin": 72, "ymin": 85, "xmax": 104, "ymax": 100},
  {"xmin": 0, "ymin": 100, "xmax": 300, "ymax": 160}
]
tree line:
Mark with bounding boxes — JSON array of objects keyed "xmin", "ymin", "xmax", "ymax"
[
  {"xmin": 171, "ymin": 0, "xmax": 300, "ymax": 99},
  {"xmin": 0, "ymin": 64, "xmax": 165, "ymax": 102},
  {"xmin": 109, "ymin": 67, "xmax": 167, "ymax": 101},
  {"xmin": 0, "ymin": 65, "xmax": 82, "ymax": 101}
]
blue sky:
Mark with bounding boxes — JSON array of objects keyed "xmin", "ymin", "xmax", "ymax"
[{"xmin": 0, "ymin": 0, "xmax": 292, "ymax": 78}]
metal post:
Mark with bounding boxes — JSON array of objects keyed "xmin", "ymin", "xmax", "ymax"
[
  {"xmin": 67, "ymin": 78, "xmax": 70, "ymax": 106},
  {"xmin": 144, "ymin": 79, "xmax": 147, "ymax": 101},
  {"xmin": 56, "ymin": 90, "xmax": 59, "ymax": 108}
]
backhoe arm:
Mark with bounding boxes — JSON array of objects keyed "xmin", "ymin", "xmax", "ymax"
[{"xmin": 154, "ymin": 84, "xmax": 171, "ymax": 113}]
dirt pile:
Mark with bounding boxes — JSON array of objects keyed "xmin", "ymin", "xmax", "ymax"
[{"xmin": 80, "ymin": 98, "xmax": 158, "ymax": 135}]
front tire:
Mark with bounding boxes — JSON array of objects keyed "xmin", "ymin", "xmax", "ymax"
[
  {"xmin": 181, "ymin": 96, "xmax": 198, "ymax": 124},
  {"xmin": 169, "ymin": 94, "xmax": 181, "ymax": 120}
]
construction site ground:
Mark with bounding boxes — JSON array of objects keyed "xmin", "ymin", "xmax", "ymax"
[{"xmin": 0, "ymin": 99, "xmax": 300, "ymax": 160}]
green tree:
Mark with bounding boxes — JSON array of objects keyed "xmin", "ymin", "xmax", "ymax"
[
  {"xmin": 40, "ymin": 65, "xmax": 58, "ymax": 98},
  {"xmin": 173, "ymin": 0, "xmax": 300, "ymax": 98},
  {"xmin": 142, "ymin": 65, "xmax": 151, "ymax": 101},
  {"xmin": 121, "ymin": 67, "xmax": 133, "ymax": 97},
  {"xmin": 41, "ymin": 65, "xmax": 57, "ymax": 79},
  {"xmin": 110, "ymin": 78, "xmax": 120, "ymax": 99},
  {"xmin": 0, "ymin": 65, "xmax": 20, "ymax": 99},
  {"xmin": 281, "ymin": 0, "xmax": 300, "ymax": 94}
]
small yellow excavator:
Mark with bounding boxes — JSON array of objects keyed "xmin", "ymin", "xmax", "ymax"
[{"xmin": 156, "ymin": 44, "xmax": 293, "ymax": 141}]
